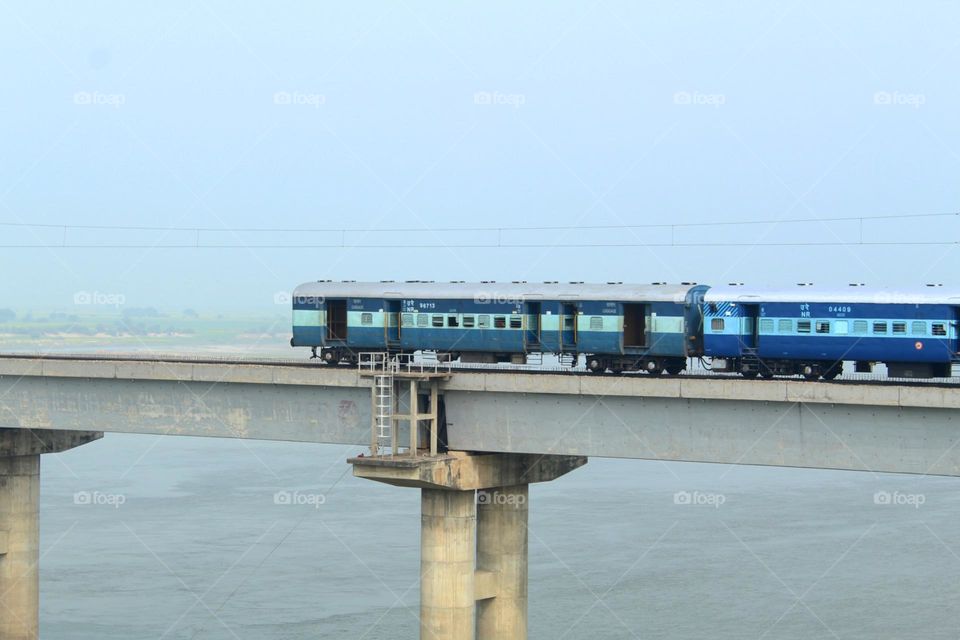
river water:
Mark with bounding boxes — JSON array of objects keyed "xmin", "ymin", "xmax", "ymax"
[{"xmin": 38, "ymin": 433, "xmax": 960, "ymax": 639}]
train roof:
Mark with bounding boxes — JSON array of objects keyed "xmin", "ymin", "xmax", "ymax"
[
  {"xmin": 704, "ymin": 284, "xmax": 960, "ymax": 305},
  {"xmin": 293, "ymin": 281, "xmax": 702, "ymax": 303}
]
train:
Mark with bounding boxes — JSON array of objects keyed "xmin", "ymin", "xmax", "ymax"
[{"xmin": 289, "ymin": 281, "xmax": 960, "ymax": 379}]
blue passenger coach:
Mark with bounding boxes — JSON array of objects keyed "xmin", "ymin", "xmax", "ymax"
[
  {"xmin": 291, "ymin": 281, "xmax": 707, "ymax": 373},
  {"xmin": 703, "ymin": 284, "xmax": 960, "ymax": 379}
]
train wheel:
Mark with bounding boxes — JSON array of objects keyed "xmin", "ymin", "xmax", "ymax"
[
  {"xmin": 822, "ymin": 363, "xmax": 842, "ymax": 380},
  {"xmin": 666, "ymin": 364, "xmax": 684, "ymax": 375},
  {"xmin": 741, "ymin": 371, "xmax": 759, "ymax": 379},
  {"xmin": 646, "ymin": 361, "xmax": 663, "ymax": 375}
]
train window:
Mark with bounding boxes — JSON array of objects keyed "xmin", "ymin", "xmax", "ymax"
[
  {"xmin": 432, "ymin": 315, "xmax": 444, "ymax": 328},
  {"xmin": 873, "ymin": 321, "xmax": 887, "ymax": 334},
  {"xmin": 494, "ymin": 316, "xmax": 506, "ymax": 329},
  {"xmin": 463, "ymin": 315, "xmax": 475, "ymax": 328},
  {"xmin": 834, "ymin": 320, "xmax": 848, "ymax": 335},
  {"xmin": 912, "ymin": 321, "xmax": 926, "ymax": 335},
  {"xmin": 933, "ymin": 323, "xmax": 947, "ymax": 336},
  {"xmin": 711, "ymin": 318, "xmax": 724, "ymax": 331},
  {"xmin": 759, "ymin": 319, "xmax": 774, "ymax": 333},
  {"xmin": 590, "ymin": 317, "xmax": 603, "ymax": 330},
  {"xmin": 853, "ymin": 320, "xmax": 868, "ymax": 334},
  {"xmin": 478, "ymin": 315, "xmax": 490, "ymax": 328},
  {"xmin": 361, "ymin": 313, "xmax": 373, "ymax": 325},
  {"xmin": 401, "ymin": 313, "xmax": 414, "ymax": 326},
  {"xmin": 563, "ymin": 316, "xmax": 574, "ymax": 330},
  {"xmin": 816, "ymin": 321, "xmax": 830, "ymax": 334},
  {"xmin": 797, "ymin": 320, "xmax": 811, "ymax": 333},
  {"xmin": 417, "ymin": 314, "xmax": 428, "ymax": 327},
  {"xmin": 448, "ymin": 316, "xmax": 459, "ymax": 328},
  {"xmin": 892, "ymin": 322, "xmax": 906, "ymax": 334},
  {"xmin": 778, "ymin": 319, "xmax": 792, "ymax": 333},
  {"xmin": 509, "ymin": 316, "xmax": 522, "ymax": 329}
]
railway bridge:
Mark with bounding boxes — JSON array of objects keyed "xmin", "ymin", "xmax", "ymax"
[{"xmin": 1, "ymin": 354, "xmax": 960, "ymax": 639}]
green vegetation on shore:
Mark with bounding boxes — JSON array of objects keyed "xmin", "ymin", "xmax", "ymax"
[{"xmin": 0, "ymin": 308, "xmax": 291, "ymax": 351}]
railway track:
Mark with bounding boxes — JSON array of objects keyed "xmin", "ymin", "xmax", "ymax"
[{"xmin": 1, "ymin": 351, "xmax": 959, "ymax": 389}]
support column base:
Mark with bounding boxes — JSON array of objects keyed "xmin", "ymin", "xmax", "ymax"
[
  {"xmin": 0, "ymin": 429, "xmax": 101, "ymax": 640},
  {"xmin": 349, "ymin": 451, "xmax": 586, "ymax": 640}
]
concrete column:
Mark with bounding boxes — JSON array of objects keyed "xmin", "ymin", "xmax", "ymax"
[
  {"xmin": 0, "ymin": 454, "xmax": 40, "ymax": 640},
  {"xmin": 420, "ymin": 488, "xmax": 476, "ymax": 639},
  {"xmin": 350, "ymin": 451, "xmax": 585, "ymax": 640},
  {"xmin": 0, "ymin": 429, "xmax": 100, "ymax": 640},
  {"xmin": 476, "ymin": 484, "xmax": 529, "ymax": 640}
]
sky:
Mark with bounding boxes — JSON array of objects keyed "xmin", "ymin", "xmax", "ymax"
[{"xmin": 0, "ymin": 1, "xmax": 958, "ymax": 313}]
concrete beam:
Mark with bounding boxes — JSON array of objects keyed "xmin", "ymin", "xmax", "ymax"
[
  {"xmin": 444, "ymin": 391, "xmax": 960, "ymax": 476},
  {"xmin": 0, "ymin": 428, "xmax": 102, "ymax": 456},
  {"xmin": 5, "ymin": 356, "xmax": 960, "ymax": 411},
  {"xmin": 0, "ymin": 375, "xmax": 369, "ymax": 444},
  {"xmin": 5, "ymin": 356, "xmax": 960, "ymax": 475},
  {"xmin": 474, "ymin": 569, "xmax": 499, "ymax": 601},
  {"xmin": 348, "ymin": 451, "xmax": 587, "ymax": 490}
]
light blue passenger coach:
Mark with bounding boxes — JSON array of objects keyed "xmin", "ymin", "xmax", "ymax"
[{"xmin": 291, "ymin": 281, "xmax": 707, "ymax": 374}]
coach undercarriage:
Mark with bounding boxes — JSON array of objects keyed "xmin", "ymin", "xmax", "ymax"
[{"xmin": 710, "ymin": 354, "xmax": 843, "ymax": 380}]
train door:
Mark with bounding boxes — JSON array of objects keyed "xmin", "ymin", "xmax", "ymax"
[
  {"xmin": 740, "ymin": 304, "xmax": 759, "ymax": 349},
  {"xmin": 561, "ymin": 303, "xmax": 577, "ymax": 350},
  {"xmin": 526, "ymin": 302, "xmax": 542, "ymax": 348},
  {"xmin": 326, "ymin": 300, "xmax": 347, "ymax": 341},
  {"xmin": 385, "ymin": 300, "xmax": 401, "ymax": 346},
  {"xmin": 953, "ymin": 306, "xmax": 960, "ymax": 355},
  {"xmin": 623, "ymin": 303, "xmax": 646, "ymax": 348}
]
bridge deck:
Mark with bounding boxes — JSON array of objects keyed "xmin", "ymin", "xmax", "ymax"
[{"xmin": 1, "ymin": 355, "xmax": 959, "ymax": 475}]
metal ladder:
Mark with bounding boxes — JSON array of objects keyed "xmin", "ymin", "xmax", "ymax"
[{"xmin": 373, "ymin": 373, "xmax": 394, "ymax": 448}]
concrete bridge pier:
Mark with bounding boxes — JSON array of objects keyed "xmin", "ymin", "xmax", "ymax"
[
  {"xmin": 350, "ymin": 451, "xmax": 586, "ymax": 640},
  {"xmin": 476, "ymin": 483, "xmax": 528, "ymax": 638},
  {"xmin": 0, "ymin": 429, "xmax": 101, "ymax": 640}
]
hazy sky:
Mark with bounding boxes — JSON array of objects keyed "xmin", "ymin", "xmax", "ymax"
[{"xmin": 1, "ymin": 2, "xmax": 958, "ymax": 313}]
